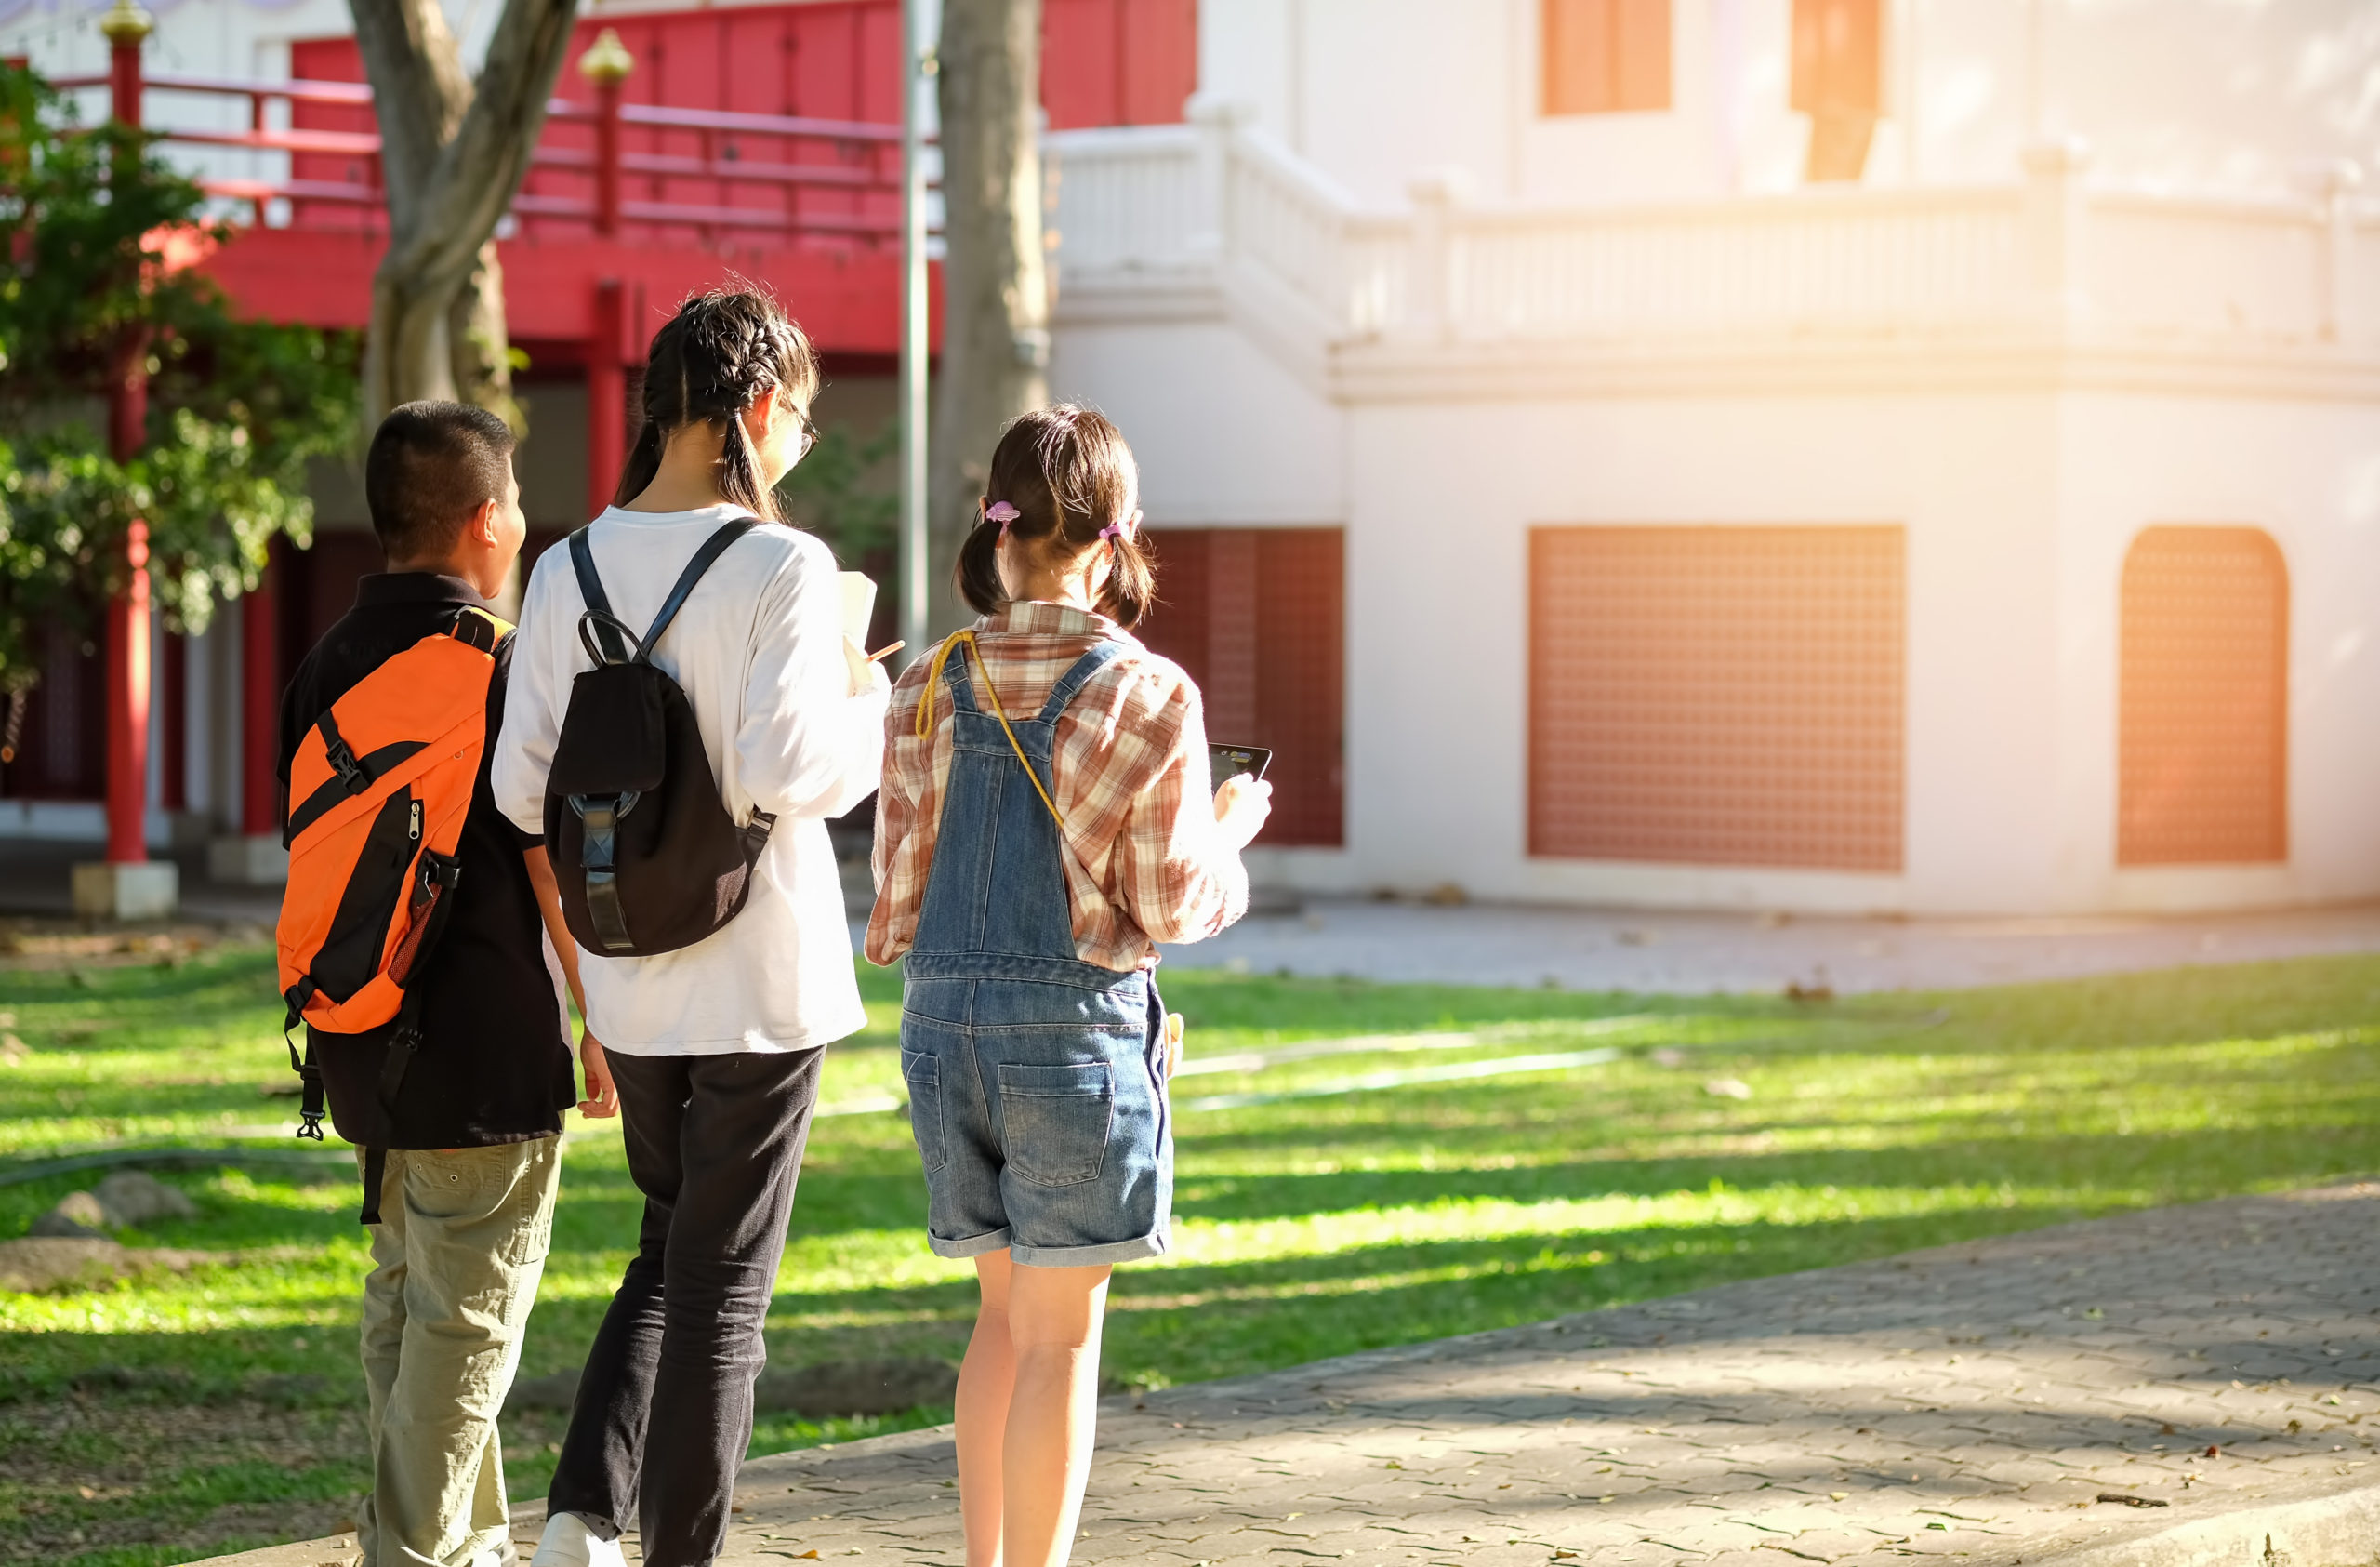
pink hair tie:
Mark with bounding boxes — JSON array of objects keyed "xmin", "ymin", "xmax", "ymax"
[
  {"xmin": 1097, "ymin": 513, "xmax": 1139, "ymax": 544},
  {"xmin": 986, "ymin": 501, "xmax": 1021, "ymax": 538}
]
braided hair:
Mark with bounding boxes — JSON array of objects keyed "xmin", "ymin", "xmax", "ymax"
[{"xmin": 613, "ymin": 287, "xmax": 822, "ymax": 520}]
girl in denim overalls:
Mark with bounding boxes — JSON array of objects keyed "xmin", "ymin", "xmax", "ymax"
[{"xmin": 869, "ymin": 407, "xmax": 1271, "ymax": 1567}]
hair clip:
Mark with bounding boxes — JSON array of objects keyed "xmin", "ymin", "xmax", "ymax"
[{"xmin": 986, "ymin": 500, "xmax": 1021, "ymax": 538}]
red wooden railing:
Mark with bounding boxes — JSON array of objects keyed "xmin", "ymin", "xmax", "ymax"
[{"xmin": 49, "ymin": 38, "xmax": 909, "ymax": 248}]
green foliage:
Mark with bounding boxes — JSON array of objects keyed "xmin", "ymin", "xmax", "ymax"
[
  {"xmin": 0, "ymin": 63, "xmax": 359, "ymax": 693},
  {"xmin": 776, "ymin": 418, "xmax": 898, "ymax": 564}
]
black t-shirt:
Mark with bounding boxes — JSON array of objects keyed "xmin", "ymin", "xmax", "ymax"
[{"xmin": 276, "ymin": 572, "xmax": 575, "ymax": 1149}]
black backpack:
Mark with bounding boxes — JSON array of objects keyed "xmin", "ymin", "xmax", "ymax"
[{"xmin": 545, "ymin": 519, "xmax": 774, "ymax": 957}]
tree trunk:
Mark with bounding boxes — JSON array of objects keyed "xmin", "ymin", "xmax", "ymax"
[
  {"xmin": 349, "ymin": 0, "xmax": 575, "ymax": 428},
  {"xmin": 932, "ymin": 0, "xmax": 1050, "ymax": 610}
]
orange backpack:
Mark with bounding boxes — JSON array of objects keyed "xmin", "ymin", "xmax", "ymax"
[{"xmin": 275, "ymin": 607, "xmax": 509, "ymax": 1147}]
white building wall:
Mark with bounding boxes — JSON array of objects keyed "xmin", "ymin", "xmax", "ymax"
[
  {"xmin": 1050, "ymin": 319, "xmax": 1347, "ymax": 526},
  {"xmin": 1055, "ymin": 359, "xmax": 2380, "ymax": 916},
  {"xmin": 1320, "ymin": 392, "xmax": 2072, "ymax": 916},
  {"xmin": 2055, "ymin": 392, "xmax": 2380, "ymax": 914},
  {"xmin": 1197, "ymin": 0, "xmax": 2380, "ymax": 209}
]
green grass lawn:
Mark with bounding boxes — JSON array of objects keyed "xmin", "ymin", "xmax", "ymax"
[{"xmin": 3, "ymin": 939, "xmax": 2378, "ymax": 1565}]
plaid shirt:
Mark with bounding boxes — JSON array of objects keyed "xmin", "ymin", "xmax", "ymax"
[{"xmin": 867, "ymin": 602, "xmax": 1250, "ymax": 972}]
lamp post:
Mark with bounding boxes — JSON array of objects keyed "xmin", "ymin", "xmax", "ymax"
[
  {"xmin": 897, "ymin": 0, "xmax": 932, "ymax": 664},
  {"xmin": 581, "ymin": 27, "xmax": 632, "ymax": 239},
  {"xmin": 579, "ymin": 31, "xmax": 638, "ymax": 527}
]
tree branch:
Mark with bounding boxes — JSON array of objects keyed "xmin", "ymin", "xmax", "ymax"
[
  {"xmin": 386, "ymin": 0, "xmax": 578, "ymax": 299},
  {"xmin": 344, "ymin": 0, "xmax": 468, "ymax": 224}
]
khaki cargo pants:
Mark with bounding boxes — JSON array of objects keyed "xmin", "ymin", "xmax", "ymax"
[{"xmin": 359, "ymin": 1137, "xmax": 562, "ymax": 1567}]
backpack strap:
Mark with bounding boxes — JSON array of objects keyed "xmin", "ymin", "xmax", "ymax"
[
  {"xmin": 446, "ymin": 605, "xmax": 505, "ymax": 652},
  {"xmin": 571, "ymin": 520, "xmax": 758, "ymax": 668},
  {"xmin": 569, "ymin": 527, "xmax": 641, "ymax": 666},
  {"xmin": 360, "ymin": 1147, "xmax": 388, "ymax": 1227},
  {"xmin": 637, "ymin": 518, "xmax": 760, "ymax": 661},
  {"xmin": 282, "ymin": 978, "xmax": 324, "ymax": 1141},
  {"xmin": 574, "ymin": 791, "xmax": 638, "ymax": 954}
]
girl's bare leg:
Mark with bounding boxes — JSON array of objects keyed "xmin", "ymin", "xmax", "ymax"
[
  {"xmin": 957, "ymin": 1250, "xmax": 1019, "ymax": 1567},
  {"xmin": 952, "ymin": 1250, "xmax": 1114, "ymax": 1567},
  {"xmin": 1000, "ymin": 1260, "xmax": 1113, "ymax": 1567}
]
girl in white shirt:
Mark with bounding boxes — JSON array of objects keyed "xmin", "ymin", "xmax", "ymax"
[{"xmin": 502, "ymin": 290, "xmax": 889, "ymax": 1567}]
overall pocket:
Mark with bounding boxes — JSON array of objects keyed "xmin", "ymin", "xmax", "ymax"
[
  {"xmin": 902, "ymin": 1046, "xmax": 949, "ymax": 1175},
  {"xmin": 997, "ymin": 1061, "xmax": 1115, "ymax": 1187}
]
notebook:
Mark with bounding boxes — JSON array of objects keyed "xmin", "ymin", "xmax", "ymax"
[{"xmin": 840, "ymin": 572, "xmax": 877, "ymax": 646}]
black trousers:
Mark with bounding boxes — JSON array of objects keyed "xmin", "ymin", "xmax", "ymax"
[{"xmin": 548, "ymin": 1047, "xmax": 824, "ymax": 1566}]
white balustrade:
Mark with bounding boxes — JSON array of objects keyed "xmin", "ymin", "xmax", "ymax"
[
  {"xmin": 1045, "ymin": 126, "xmax": 1202, "ymax": 275},
  {"xmin": 2087, "ymin": 193, "xmax": 2328, "ymax": 343},
  {"xmin": 1049, "ymin": 120, "xmax": 2369, "ymax": 362},
  {"xmin": 1448, "ymin": 190, "xmax": 2028, "ymax": 339}
]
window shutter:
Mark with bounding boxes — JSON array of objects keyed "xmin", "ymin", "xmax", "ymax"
[
  {"xmin": 1528, "ymin": 525, "xmax": 1905, "ymax": 870},
  {"xmin": 1139, "ymin": 528, "xmax": 1346, "ymax": 849},
  {"xmin": 1792, "ymin": 0, "xmax": 1881, "ymax": 115},
  {"xmin": 1544, "ymin": 0, "xmax": 1671, "ymax": 115},
  {"xmin": 2118, "ymin": 527, "xmax": 2289, "ymax": 866},
  {"xmin": 1613, "ymin": 0, "xmax": 1672, "ymax": 112}
]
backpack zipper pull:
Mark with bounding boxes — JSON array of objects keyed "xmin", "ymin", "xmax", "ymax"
[{"xmin": 408, "ymin": 800, "xmax": 423, "ymax": 843}]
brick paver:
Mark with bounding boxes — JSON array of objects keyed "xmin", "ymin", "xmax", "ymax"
[{"xmin": 220, "ymin": 1184, "xmax": 2380, "ymax": 1567}]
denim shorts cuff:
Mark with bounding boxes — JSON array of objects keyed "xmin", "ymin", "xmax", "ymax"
[
  {"xmin": 1009, "ymin": 1228, "xmax": 1170, "ymax": 1268},
  {"xmin": 930, "ymin": 1226, "xmax": 1014, "ymax": 1260}
]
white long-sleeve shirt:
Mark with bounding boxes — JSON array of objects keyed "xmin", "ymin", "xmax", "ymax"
[{"xmin": 494, "ymin": 505, "xmax": 890, "ymax": 1055}]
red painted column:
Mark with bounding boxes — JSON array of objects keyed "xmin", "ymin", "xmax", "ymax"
[
  {"xmin": 588, "ymin": 278, "xmax": 628, "ymax": 516},
  {"xmin": 104, "ymin": 524, "xmax": 152, "ymax": 863},
  {"xmin": 240, "ymin": 544, "xmax": 281, "ymax": 838},
  {"xmin": 102, "ymin": 0, "xmax": 152, "ymax": 867}
]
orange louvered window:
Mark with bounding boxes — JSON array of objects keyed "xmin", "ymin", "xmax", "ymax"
[
  {"xmin": 1543, "ymin": 0, "xmax": 1672, "ymax": 115},
  {"xmin": 1137, "ymin": 528, "xmax": 1344, "ymax": 848},
  {"xmin": 1791, "ymin": 0, "xmax": 1881, "ymax": 115},
  {"xmin": 1528, "ymin": 525, "xmax": 1905, "ymax": 870},
  {"xmin": 2118, "ymin": 527, "xmax": 2289, "ymax": 866}
]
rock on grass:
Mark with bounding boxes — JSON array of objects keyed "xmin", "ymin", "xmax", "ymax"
[{"xmin": 0, "ymin": 1237, "xmax": 221, "ymax": 1294}]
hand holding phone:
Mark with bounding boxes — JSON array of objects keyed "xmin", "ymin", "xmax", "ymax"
[
  {"xmin": 1210, "ymin": 744, "xmax": 1272, "ymax": 790},
  {"xmin": 1210, "ymin": 748, "xmax": 1272, "ymax": 852}
]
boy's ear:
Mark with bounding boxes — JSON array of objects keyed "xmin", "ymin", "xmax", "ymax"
[{"xmin": 468, "ymin": 497, "xmax": 501, "ymax": 545}]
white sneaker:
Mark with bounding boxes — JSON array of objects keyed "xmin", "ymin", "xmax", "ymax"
[{"xmin": 528, "ymin": 1512, "xmax": 625, "ymax": 1567}]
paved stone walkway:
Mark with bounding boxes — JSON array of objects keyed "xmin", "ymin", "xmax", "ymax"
[
  {"xmin": 223, "ymin": 1183, "xmax": 2380, "ymax": 1567},
  {"xmin": 1157, "ymin": 899, "xmax": 2380, "ymax": 994}
]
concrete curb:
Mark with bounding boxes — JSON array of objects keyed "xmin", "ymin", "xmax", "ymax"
[{"xmin": 2033, "ymin": 1482, "xmax": 2380, "ymax": 1567}]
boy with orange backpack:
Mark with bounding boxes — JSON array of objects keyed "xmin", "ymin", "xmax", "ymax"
[{"xmin": 274, "ymin": 401, "xmax": 615, "ymax": 1567}]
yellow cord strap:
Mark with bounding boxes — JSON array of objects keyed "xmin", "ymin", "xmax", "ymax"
[{"xmin": 917, "ymin": 630, "xmax": 1067, "ymax": 831}]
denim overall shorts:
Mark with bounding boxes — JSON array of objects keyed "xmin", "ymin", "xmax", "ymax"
[{"xmin": 898, "ymin": 638, "xmax": 1172, "ymax": 1267}]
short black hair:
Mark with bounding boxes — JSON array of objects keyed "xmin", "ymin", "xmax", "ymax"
[{"xmin": 364, "ymin": 401, "xmax": 518, "ymax": 563}]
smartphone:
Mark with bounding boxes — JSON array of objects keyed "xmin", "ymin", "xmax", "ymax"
[{"xmin": 1209, "ymin": 743, "xmax": 1273, "ymax": 792}]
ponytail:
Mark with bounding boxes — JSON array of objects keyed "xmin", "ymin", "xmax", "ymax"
[
  {"xmin": 956, "ymin": 513, "xmax": 1007, "ymax": 617},
  {"xmin": 611, "ymin": 417, "xmax": 665, "ymax": 511},
  {"xmin": 614, "ymin": 285, "xmax": 820, "ymax": 519},
  {"xmin": 1100, "ymin": 525, "xmax": 1157, "ymax": 627}
]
